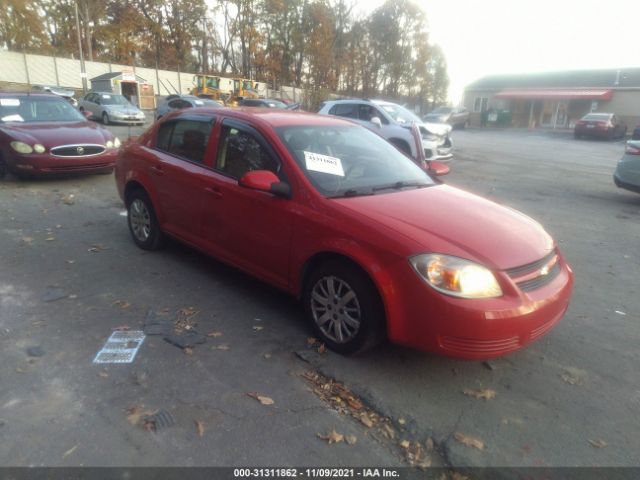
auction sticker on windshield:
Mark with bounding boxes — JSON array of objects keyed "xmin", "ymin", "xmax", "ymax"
[
  {"xmin": 0, "ymin": 99, "xmax": 20, "ymax": 106},
  {"xmin": 304, "ymin": 151, "xmax": 344, "ymax": 176}
]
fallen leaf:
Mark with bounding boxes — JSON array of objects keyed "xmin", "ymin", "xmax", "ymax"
[
  {"xmin": 360, "ymin": 413, "xmax": 374, "ymax": 428},
  {"xmin": 21, "ymin": 236, "xmax": 34, "ymax": 244},
  {"xmin": 263, "ymin": 353, "xmax": 272, "ymax": 359},
  {"xmin": 98, "ymin": 371, "xmax": 109, "ymax": 378},
  {"xmin": 113, "ymin": 300, "xmax": 131, "ymax": 309},
  {"xmin": 45, "ymin": 236, "xmax": 55, "ymax": 241},
  {"xmin": 184, "ymin": 347, "xmax": 193, "ymax": 356},
  {"xmin": 588, "ymin": 439, "xmax": 607, "ymax": 448},
  {"xmin": 87, "ymin": 244, "xmax": 107, "ymax": 253},
  {"xmin": 307, "ymin": 337, "xmax": 318, "ymax": 345},
  {"xmin": 614, "ymin": 310, "xmax": 626, "ymax": 316},
  {"xmin": 318, "ymin": 343, "xmax": 327, "ymax": 354},
  {"xmin": 66, "ymin": 259, "xmax": 76, "ymax": 264},
  {"xmin": 317, "ymin": 429, "xmax": 344, "ymax": 444},
  {"xmin": 247, "ymin": 392, "xmax": 274, "ymax": 405},
  {"xmin": 56, "ymin": 224, "xmax": 62, "ymax": 229},
  {"xmin": 463, "ymin": 388, "xmax": 497, "ymax": 400},
  {"xmin": 178, "ymin": 306, "xmax": 199, "ymax": 317},
  {"xmin": 383, "ymin": 423, "xmax": 396, "ymax": 439},
  {"xmin": 126, "ymin": 406, "xmax": 149, "ymax": 425},
  {"xmin": 560, "ymin": 368, "xmax": 585, "ymax": 386},
  {"xmin": 63, "ymin": 444, "xmax": 79, "ymax": 458},
  {"xmin": 425, "ymin": 437, "xmax": 434, "ymax": 452},
  {"xmin": 454, "ymin": 432, "xmax": 485, "ymax": 450},
  {"xmin": 400, "ymin": 440, "xmax": 411, "ymax": 449},
  {"xmin": 253, "ymin": 325, "xmax": 264, "ymax": 331},
  {"xmin": 345, "ymin": 435, "xmax": 357, "ymax": 445},
  {"xmin": 398, "ymin": 417, "xmax": 406, "ymax": 425},
  {"xmin": 195, "ymin": 420, "xmax": 205, "ymax": 438},
  {"xmin": 62, "ymin": 194, "xmax": 75, "ymax": 205},
  {"xmin": 211, "ymin": 344, "xmax": 230, "ymax": 350},
  {"xmin": 347, "ymin": 397, "xmax": 363, "ymax": 410},
  {"xmin": 207, "ymin": 331, "xmax": 223, "ymax": 338}
]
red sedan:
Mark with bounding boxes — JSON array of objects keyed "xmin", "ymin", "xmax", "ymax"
[
  {"xmin": 574, "ymin": 112, "xmax": 627, "ymax": 140},
  {"xmin": 115, "ymin": 108, "xmax": 574, "ymax": 358},
  {"xmin": 0, "ymin": 92, "xmax": 118, "ymax": 178}
]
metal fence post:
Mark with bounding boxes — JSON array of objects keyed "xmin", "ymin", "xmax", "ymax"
[
  {"xmin": 23, "ymin": 51, "xmax": 31, "ymax": 86},
  {"xmin": 53, "ymin": 56, "xmax": 60, "ymax": 86}
]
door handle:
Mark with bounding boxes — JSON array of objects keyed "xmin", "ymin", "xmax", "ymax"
[
  {"xmin": 150, "ymin": 165, "xmax": 164, "ymax": 175},
  {"xmin": 204, "ymin": 186, "xmax": 223, "ymax": 199}
]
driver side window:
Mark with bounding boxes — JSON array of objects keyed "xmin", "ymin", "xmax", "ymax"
[{"xmin": 216, "ymin": 125, "xmax": 279, "ymax": 179}]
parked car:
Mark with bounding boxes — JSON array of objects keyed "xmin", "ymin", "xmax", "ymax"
[
  {"xmin": 614, "ymin": 140, "xmax": 640, "ymax": 194},
  {"xmin": 156, "ymin": 95, "xmax": 223, "ymax": 120},
  {"xmin": 0, "ymin": 92, "xmax": 119, "ymax": 178},
  {"xmin": 238, "ymin": 98, "xmax": 288, "ymax": 108},
  {"xmin": 318, "ymin": 99, "xmax": 453, "ymax": 162},
  {"xmin": 574, "ymin": 113, "xmax": 627, "ymax": 140},
  {"xmin": 631, "ymin": 124, "xmax": 640, "ymax": 140},
  {"xmin": 115, "ymin": 108, "xmax": 573, "ymax": 357},
  {"xmin": 78, "ymin": 92, "xmax": 146, "ymax": 125},
  {"xmin": 32, "ymin": 85, "xmax": 78, "ymax": 107},
  {"xmin": 423, "ymin": 106, "xmax": 469, "ymax": 129}
]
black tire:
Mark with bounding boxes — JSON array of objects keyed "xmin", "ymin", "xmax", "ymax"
[
  {"xmin": 303, "ymin": 260, "xmax": 385, "ymax": 355},
  {"xmin": 102, "ymin": 112, "xmax": 110, "ymax": 125},
  {"xmin": 126, "ymin": 189, "xmax": 164, "ymax": 250},
  {"xmin": 0, "ymin": 154, "xmax": 6, "ymax": 179}
]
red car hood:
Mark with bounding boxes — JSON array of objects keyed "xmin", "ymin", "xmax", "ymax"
[
  {"xmin": 333, "ymin": 185, "xmax": 554, "ymax": 270},
  {"xmin": 0, "ymin": 121, "xmax": 110, "ymax": 148}
]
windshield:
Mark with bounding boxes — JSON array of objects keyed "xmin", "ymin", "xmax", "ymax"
[
  {"xmin": 266, "ymin": 100, "xmax": 287, "ymax": 108},
  {"xmin": 0, "ymin": 96, "xmax": 85, "ymax": 123},
  {"xmin": 582, "ymin": 113, "xmax": 611, "ymax": 121},
  {"xmin": 377, "ymin": 102, "xmax": 422, "ymax": 124},
  {"xmin": 99, "ymin": 94, "xmax": 131, "ymax": 106},
  {"xmin": 277, "ymin": 125, "xmax": 435, "ymax": 197}
]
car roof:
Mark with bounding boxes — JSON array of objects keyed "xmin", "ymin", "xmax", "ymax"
[
  {"xmin": 170, "ymin": 107, "xmax": 359, "ymax": 128},
  {"xmin": 0, "ymin": 91, "xmax": 59, "ymax": 98}
]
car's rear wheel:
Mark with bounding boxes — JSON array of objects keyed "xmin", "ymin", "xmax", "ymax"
[
  {"xmin": 102, "ymin": 112, "xmax": 110, "ymax": 125},
  {"xmin": 304, "ymin": 260, "xmax": 385, "ymax": 354},
  {"xmin": 126, "ymin": 189, "xmax": 164, "ymax": 250}
]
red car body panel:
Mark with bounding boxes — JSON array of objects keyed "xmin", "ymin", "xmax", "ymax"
[
  {"xmin": 116, "ymin": 108, "xmax": 574, "ymax": 358},
  {"xmin": 0, "ymin": 93, "xmax": 116, "ymax": 175}
]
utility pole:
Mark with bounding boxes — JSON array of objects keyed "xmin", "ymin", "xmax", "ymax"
[
  {"xmin": 202, "ymin": 17, "xmax": 209, "ymax": 74},
  {"xmin": 75, "ymin": 1, "xmax": 88, "ymax": 93}
]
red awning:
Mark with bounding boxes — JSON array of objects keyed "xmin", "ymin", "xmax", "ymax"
[{"xmin": 494, "ymin": 88, "xmax": 613, "ymax": 100}]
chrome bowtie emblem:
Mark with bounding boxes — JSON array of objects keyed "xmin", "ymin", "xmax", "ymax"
[{"xmin": 77, "ymin": 146, "xmax": 85, "ymax": 155}]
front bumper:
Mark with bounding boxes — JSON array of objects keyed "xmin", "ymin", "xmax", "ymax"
[
  {"xmin": 424, "ymin": 137, "xmax": 453, "ymax": 162},
  {"xmin": 6, "ymin": 150, "xmax": 117, "ymax": 176},
  {"xmin": 384, "ymin": 252, "xmax": 574, "ymax": 359}
]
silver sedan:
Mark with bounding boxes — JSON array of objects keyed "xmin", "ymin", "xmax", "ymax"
[{"xmin": 78, "ymin": 92, "xmax": 146, "ymax": 125}]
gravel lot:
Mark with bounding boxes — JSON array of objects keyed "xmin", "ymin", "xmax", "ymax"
[{"xmin": 1, "ymin": 123, "xmax": 638, "ymax": 469}]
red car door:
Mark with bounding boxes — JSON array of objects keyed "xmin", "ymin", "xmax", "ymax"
[
  {"xmin": 149, "ymin": 117, "xmax": 217, "ymax": 244},
  {"xmin": 199, "ymin": 119, "xmax": 296, "ymax": 290}
]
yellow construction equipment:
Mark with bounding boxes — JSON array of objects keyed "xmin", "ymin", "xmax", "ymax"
[
  {"xmin": 190, "ymin": 75, "xmax": 226, "ymax": 101},
  {"xmin": 226, "ymin": 78, "xmax": 260, "ymax": 106}
]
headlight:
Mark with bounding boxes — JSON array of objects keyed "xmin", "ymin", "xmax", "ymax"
[
  {"xmin": 409, "ymin": 254, "xmax": 502, "ymax": 299},
  {"xmin": 33, "ymin": 144, "xmax": 46, "ymax": 153},
  {"xmin": 10, "ymin": 141, "xmax": 33, "ymax": 154},
  {"xmin": 106, "ymin": 140, "xmax": 114, "ymax": 148},
  {"xmin": 114, "ymin": 137, "xmax": 121, "ymax": 148}
]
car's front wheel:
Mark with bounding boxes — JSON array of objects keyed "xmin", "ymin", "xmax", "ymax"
[
  {"xmin": 304, "ymin": 260, "xmax": 385, "ymax": 354},
  {"xmin": 126, "ymin": 189, "xmax": 164, "ymax": 250},
  {"xmin": 102, "ymin": 112, "xmax": 110, "ymax": 125}
]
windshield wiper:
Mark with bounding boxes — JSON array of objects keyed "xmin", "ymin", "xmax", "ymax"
[
  {"xmin": 372, "ymin": 181, "xmax": 431, "ymax": 192},
  {"xmin": 328, "ymin": 188, "xmax": 374, "ymax": 198}
]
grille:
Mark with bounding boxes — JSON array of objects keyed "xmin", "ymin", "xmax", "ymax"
[
  {"xmin": 51, "ymin": 144, "xmax": 106, "ymax": 157},
  {"xmin": 505, "ymin": 249, "xmax": 557, "ymax": 278},
  {"xmin": 440, "ymin": 335, "xmax": 520, "ymax": 355},
  {"xmin": 516, "ymin": 262, "xmax": 561, "ymax": 292}
]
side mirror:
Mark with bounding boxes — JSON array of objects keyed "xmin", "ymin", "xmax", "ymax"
[
  {"xmin": 426, "ymin": 161, "xmax": 450, "ymax": 176},
  {"xmin": 370, "ymin": 116, "xmax": 382, "ymax": 128},
  {"xmin": 239, "ymin": 170, "xmax": 291, "ymax": 198}
]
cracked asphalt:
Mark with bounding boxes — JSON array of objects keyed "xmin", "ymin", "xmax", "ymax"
[{"xmin": 1, "ymin": 124, "xmax": 639, "ymax": 469}]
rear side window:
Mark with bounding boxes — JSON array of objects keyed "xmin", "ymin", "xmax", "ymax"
[
  {"xmin": 156, "ymin": 119, "xmax": 213, "ymax": 164},
  {"xmin": 329, "ymin": 103, "xmax": 358, "ymax": 118}
]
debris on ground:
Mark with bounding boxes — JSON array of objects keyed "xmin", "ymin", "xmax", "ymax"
[
  {"xmin": 195, "ymin": 420, "xmax": 205, "ymax": 438},
  {"xmin": 482, "ymin": 361, "xmax": 496, "ymax": 371},
  {"xmin": 400, "ymin": 440, "xmax": 431, "ymax": 468},
  {"xmin": 62, "ymin": 444, "xmax": 79, "ymax": 458},
  {"xmin": 453, "ymin": 432, "xmax": 485, "ymax": 451},
  {"xmin": 26, "ymin": 346, "xmax": 44, "ymax": 357},
  {"xmin": 61, "ymin": 194, "xmax": 75, "ymax": 205},
  {"xmin": 164, "ymin": 331, "xmax": 206, "ymax": 349},
  {"xmin": 42, "ymin": 288, "xmax": 67, "ymax": 303},
  {"xmin": 247, "ymin": 392, "xmax": 275, "ymax": 405},
  {"xmin": 253, "ymin": 325, "xmax": 264, "ymax": 331},
  {"xmin": 143, "ymin": 310, "xmax": 172, "ymax": 336},
  {"xmin": 317, "ymin": 429, "xmax": 344, "ymax": 444},
  {"xmin": 588, "ymin": 439, "xmax": 607, "ymax": 448},
  {"xmin": 560, "ymin": 367, "xmax": 586, "ymax": 386},
  {"xmin": 207, "ymin": 331, "xmax": 223, "ymax": 338},
  {"xmin": 211, "ymin": 344, "xmax": 230, "ymax": 351},
  {"xmin": 345, "ymin": 435, "xmax": 357, "ymax": 445},
  {"xmin": 87, "ymin": 244, "xmax": 107, "ymax": 253},
  {"xmin": 113, "ymin": 300, "xmax": 131, "ymax": 309},
  {"xmin": 142, "ymin": 409, "xmax": 175, "ymax": 432},
  {"xmin": 462, "ymin": 388, "xmax": 496, "ymax": 400}
]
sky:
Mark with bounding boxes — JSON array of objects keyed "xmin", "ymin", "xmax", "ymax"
[{"xmin": 356, "ymin": 0, "xmax": 640, "ymax": 104}]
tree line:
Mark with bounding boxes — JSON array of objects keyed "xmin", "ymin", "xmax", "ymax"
[{"xmin": 0, "ymin": 0, "xmax": 448, "ymax": 107}]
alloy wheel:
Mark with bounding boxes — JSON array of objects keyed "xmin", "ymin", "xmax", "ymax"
[{"xmin": 310, "ymin": 275, "xmax": 361, "ymax": 343}]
